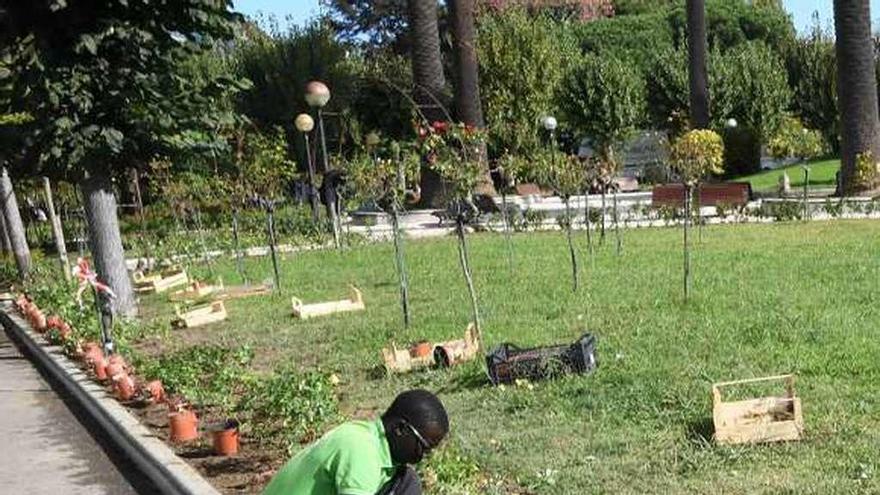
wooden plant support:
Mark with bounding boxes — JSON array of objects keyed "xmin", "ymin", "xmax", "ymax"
[
  {"xmin": 291, "ymin": 286, "xmax": 365, "ymax": 319},
  {"xmin": 712, "ymin": 374, "xmax": 804, "ymax": 445},
  {"xmin": 382, "ymin": 323, "xmax": 481, "ymax": 374},
  {"xmin": 133, "ymin": 267, "xmax": 189, "ymax": 294},
  {"xmin": 168, "ymin": 277, "xmax": 224, "ymax": 302},
  {"xmin": 171, "ymin": 300, "xmax": 228, "ymax": 329}
]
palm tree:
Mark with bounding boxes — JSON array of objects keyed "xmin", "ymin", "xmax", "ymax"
[
  {"xmin": 449, "ymin": 0, "xmax": 483, "ymax": 128},
  {"xmin": 407, "ymin": 0, "xmax": 449, "ymax": 204},
  {"xmin": 408, "ymin": 0, "xmax": 447, "ymax": 122},
  {"xmin": 686, "ymin": 0, "xmax": 709, "ymax": 129},
  {"xmin": 833, "ymin": 0, "xmax": 880, "ymax": 195},
  {"xmin": 449, "ymin": 0, "xmax": 495, "ymax": 195}
]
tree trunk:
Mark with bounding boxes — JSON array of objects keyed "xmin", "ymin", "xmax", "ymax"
[
  {"xmin": 455, "ymin": 219, "xmax": 481, "ymax": 333},
  {"xmin": 232, "ymin": 209, "xmax": 248, "ymax": 284},
  {"xmin": 408, "ymin": 0, "xmax": 450, "ymax": 206},
  {"xmin": 600, "ymin": 187, "xmax": 606, "ymax": 244},
  {"xmin": 0, "ymin": 168, "xmax": 30, "ymax": 279},
  {"xmin": 613, "ymin": 189, "xmax": 621, "ymax": 255},
  {"xmin": 683, "ymin": 184, "xmax": 692, "ymax": 302},
  {"xmin": 80, "ymin": 173, "xmax": 136, "ymax": 316},
  {"xmin": 687, "ymin": 0, "xmax": 710, "ymax": 129},
  {"xmin": 584, "ymin": 188, "xmax": 593, "ymax": 258},
  {"xmin": 391, "ymin": 204, "xmax": 411, "ymax": 329},
  {"xmin": 43, "ymin": 177, "xmax": 70, "ymax": 281},
  {"xmin": 501, "ymin": 192, "xmax": 514, "ymax": 273},
  {"xmin": 834, "ymin": 0, "xmax": 880, "ymax": 194},
  {"xmin": 563, "ymin": 198, "xmax": 579, "ymax": 292},
  {"xmin": 450, "ymin": 0, "xmax": 495, "ymax": 196},
  {"xmin": 0, "ymin": 209, "xmax": 11, "ymax": 255}
]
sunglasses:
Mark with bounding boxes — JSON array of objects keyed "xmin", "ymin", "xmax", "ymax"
[{"xmin": 401, "ymin": 419, "xmax": 433, "ymax": 456}]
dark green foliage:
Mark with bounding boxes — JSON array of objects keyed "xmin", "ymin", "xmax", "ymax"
[
  {"xmin": 0, "ymin": 0, "xmax": 247, "ymax": 177},
  {"xmin": 573, "ymin": 11, "xmax": 673, "ymax": 71},
  {"xmin": 477, "ymin": 9, "xmax": 577, "ymax": 157},
  {"xmin": 668, "ymin": 0, "xmax": 796, "ymax": 57},
  {"xmin": 786, "ymin": 20, "xmax": 839, "ymax": 153},
  {"xmin": 560, "ymin": 53, "xmax": 646, "ymax": 154},
  {"xmin": 137, "ymin": 345, "xmax": 254, "ymax": 410},
  {"xmin": 237, "ymin": 367, "xmax": 339, "ymax": 451}
]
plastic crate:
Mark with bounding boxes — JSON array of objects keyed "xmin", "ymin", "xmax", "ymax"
[{"xmin": 486, "ymin": 333, "xmax": 597, "ymax": 385}]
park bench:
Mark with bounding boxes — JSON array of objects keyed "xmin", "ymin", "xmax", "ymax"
[{"xmin": 652, "ymin": 182, "xmax": 752, "ymax": 208}]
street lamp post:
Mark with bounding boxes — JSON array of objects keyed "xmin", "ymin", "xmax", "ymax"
[
  {"xmin": 305, "ymin": 81, "xmax": 340, "ymax": 249},
  {"xmin": 295, "ymin": 113, "xmax": 320, "ymax": 223}
]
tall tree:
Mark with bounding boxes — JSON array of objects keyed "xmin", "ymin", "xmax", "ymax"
[
  {"xmin": 686, "ymin": 0, "xmax": 710, "ymax": 129},
  {"xmin": 408, "ymin": 0, "xmax": 450, "ymax": 204},
  {"xmin": 0, "ymin": 0, "xmax": 244, "ymax": 315},
  {"xmin": 450, "ymin": 0, "xmax": 484, "ymax": 129},
  {"xmin": 833, "ymin": 0, "xmax": 880, "ymax": 194}
]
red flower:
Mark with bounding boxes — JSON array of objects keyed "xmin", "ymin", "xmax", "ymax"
[{"xmin": 431, "ymin": 121, "xmax": 448, "ymax": 133}]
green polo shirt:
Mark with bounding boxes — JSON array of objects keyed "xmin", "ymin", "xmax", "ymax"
[{"xmin": 262, "ymin": 419, "xmax": 396, "ymax": 495}]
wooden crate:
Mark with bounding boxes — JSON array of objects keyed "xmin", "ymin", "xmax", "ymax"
[
  {"xmin": 168, "ymin": 278, "xmax": 224, "ymax": 302},
  {"xmin": 383, "ymin": 323, "xmax": 481, "ymax": 373},
  {"xmin": 134, "ymin": 268, "xmax": 189, "ymax": 294},
  {"xmin": 291, "ymin": 286, "xmax": 365, "ymax": 319},
  {"xmin": 172, "ymin": 301, "xmax": 228, "ymax": 329},
  {"xmin": 217, "ymin": 283, "xmax": 273, "ymax": 301},
  {"xmin": 713, "ymin": 374, "xmax": 804, "ymax": 445}
]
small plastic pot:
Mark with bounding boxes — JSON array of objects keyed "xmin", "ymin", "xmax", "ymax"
[
  {"xmin": 169, "ymin": 410, "xmax": 199, "ymax": 443},
  {"xmin": 410, "ymin": 341, "xmax": 433, "ymax": 358},
  {"xmin": 212, "ymin": 420, "xmax": 240, "ymax": 456},
  {"xmin": 113, "ymin": 373, "xmax": 136, "ymax": 401}
]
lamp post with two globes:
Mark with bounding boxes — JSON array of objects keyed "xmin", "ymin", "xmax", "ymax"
[
  {"xmin": 305, "ymin": 81, "xmax": 341, "ymax": 248},
  {"xmin": 294, "ymin": 113, "xmax": 320, "ymax": 223}
]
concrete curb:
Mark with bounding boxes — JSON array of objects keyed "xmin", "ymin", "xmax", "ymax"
[{"xmin": 0, "ymin": 303, "xmax": 221, "ymax": 495}]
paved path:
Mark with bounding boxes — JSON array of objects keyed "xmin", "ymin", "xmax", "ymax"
[{"xmin": 0, "ymin": 329, "xmax": 153, "ymax": 494}]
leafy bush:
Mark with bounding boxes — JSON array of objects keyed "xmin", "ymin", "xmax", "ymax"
[
  {"xmin": 137, "ymin": 345, "xmax": 253, "ymax": 411},
  {"xmin": 669, "ymin": 130, "xmax": 725, "ymax": 185},
  {"xmin": 768, "ymin": 117, "xmax": 827, "ymax": 162},
  {"xmin": 237, "ymin": 367, "xmax": 339, "ymax": 451},
  {"xmin": 560, "ymin": 52, "xmax": 645, "ymax": 161},
  {"xmin": 477, "ymin": 8, "xmax": 578, "ymax": 157}
]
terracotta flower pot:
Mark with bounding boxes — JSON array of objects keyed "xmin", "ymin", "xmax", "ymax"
[
  {"xmin": 93, "ymin": 357, "xmax": 108, "ymax": 381},
  {"xmin": 57, "ymin": 324, "xmax": 72, "ymax": 342},
  {"xmin": 31, "ymin": 310, "xmax": 47, "ymax": 332},
  {"xmin": 105, "ymin": 361, "xmax": 124, "ymax": 378},
  {"xmin": 144, "ymin": 380, "xmax": 165, "ymax": 403},
  {"xmin": 410, "ymin": 341, "xmax": 433, "ymax": 358},
  {"xmin": 46, "ymin": 315, "xmax": 62, "ymax": 330},
  {"xmin": 169, "ymin": 410, "xmax": 199, "ymax": 443},
  {"xmin": 104, "ymin": 355, "xmax": 126, "ymax": 377},
  {"xmin": 83, "ymin": 343, "xmax": 104, "ymax": 366},
  {"xmin": 113, "ymin": 373, "xmax": 136, "ymax": 401},
  {"xmin": 212, "ymin": 420, "xmax": 240, "ymax": 456}
]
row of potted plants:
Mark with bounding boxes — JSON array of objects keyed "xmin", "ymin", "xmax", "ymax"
[{"xmin": 12, "ymin": 294, "xmax": 239, "ymax": 456}]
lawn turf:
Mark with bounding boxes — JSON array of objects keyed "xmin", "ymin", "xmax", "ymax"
[
  {"xmin": 735, "ymin": 158, "xmax": 840, "ymax": 193},
  {"xmin": 136, "ymin": 219, "xmax": 880, "ymax": 494}
]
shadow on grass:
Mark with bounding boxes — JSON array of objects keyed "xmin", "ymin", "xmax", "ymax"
[{"xmin": 685, "ymin": 416, "xmax": 715, "ymax": 448}]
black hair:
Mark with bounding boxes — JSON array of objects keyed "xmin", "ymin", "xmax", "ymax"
[{"xmin": 382, "ymin": 389, "xmax": 449, "ymax": 434}]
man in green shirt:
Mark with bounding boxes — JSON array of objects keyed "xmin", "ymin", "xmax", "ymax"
[{"xmin": 262, "ymin": 389, "xmax": 448, "ymax": 495}]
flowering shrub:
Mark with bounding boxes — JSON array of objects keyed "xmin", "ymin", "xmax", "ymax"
[
  {"xmin": 669, "ymin": 129, "xmax": 724, "ymax": 186},
  {"xmin": 421, "ymin": 121, "xmax": 487, "ymax": 204}
]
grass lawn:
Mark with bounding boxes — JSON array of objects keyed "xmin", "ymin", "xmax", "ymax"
[
  {"xmin": 735, "ymin": 158, "xmax": 840, "ymax": 193},
  {"xmin": 137, "ymin": 220, "xmax": 880, "ymax": 494}
]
